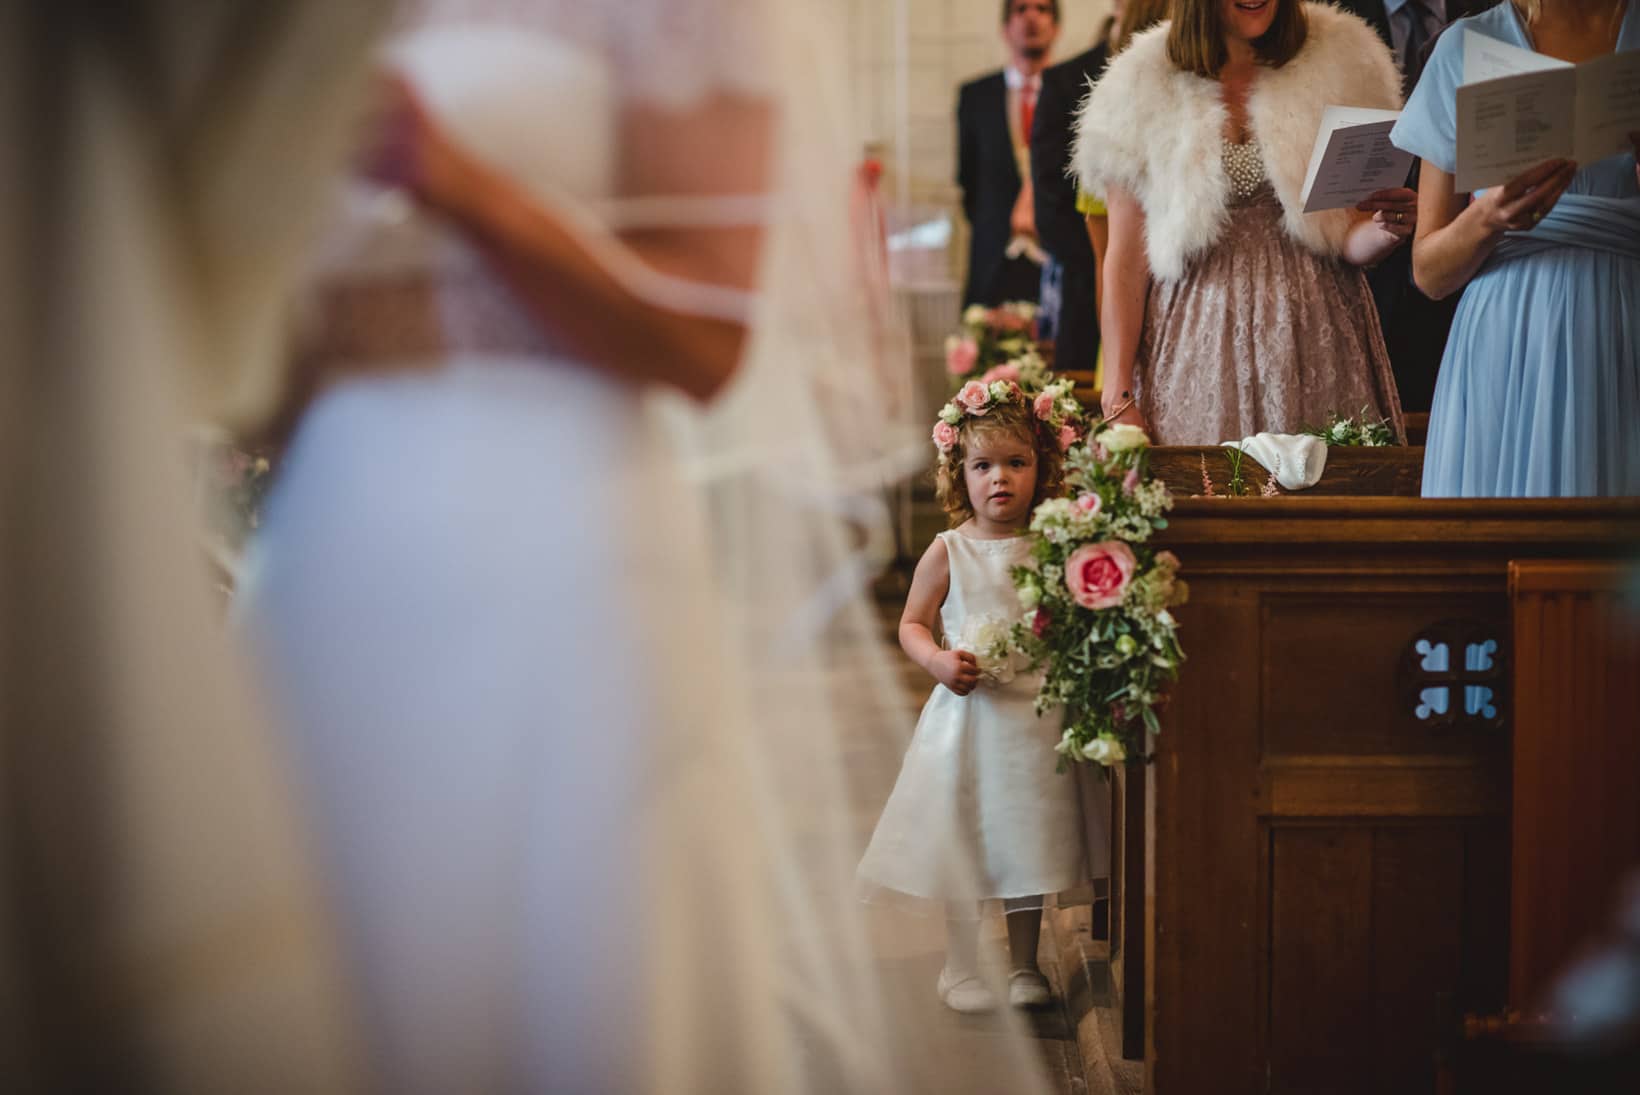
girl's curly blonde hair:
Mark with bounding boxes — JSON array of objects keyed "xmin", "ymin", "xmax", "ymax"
[{"xmin": 935, "ymin": 399, "xmax": 1065, "ymax": 527}]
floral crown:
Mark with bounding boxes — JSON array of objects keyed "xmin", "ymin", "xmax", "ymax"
[{"xmin": 933, "ymin": 377, "xmax": 1087, "ymax": 457}]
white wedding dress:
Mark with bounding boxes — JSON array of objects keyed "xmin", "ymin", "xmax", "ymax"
[
  {"xmin": 237, "ymin": 5, "xmax": 770, "ymax": 1092},
  {"xmin": 234, "ymin": 2, "xmax": 1059, "ymax": 1092}
]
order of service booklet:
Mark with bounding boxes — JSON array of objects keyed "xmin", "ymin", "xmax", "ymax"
[
  {"xmin": 1300, "ymin": 106, "xmax": 1414, "ymax": 212},
  {"xmin": 1455, "ymin": 29, "xmax": 1640, "ymax": 193}
]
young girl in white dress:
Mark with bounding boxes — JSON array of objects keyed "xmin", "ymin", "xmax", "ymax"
[{"xmin": 859, "ymin": 381, "xmax": 1093, "ymax": 1014}]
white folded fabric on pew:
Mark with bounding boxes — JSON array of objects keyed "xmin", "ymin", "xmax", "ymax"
[{"xmin": 1223, "ymin": 432, "xmax": 1329, "ymax": 490}]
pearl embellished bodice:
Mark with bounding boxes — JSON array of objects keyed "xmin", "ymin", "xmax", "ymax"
[{"xmin": 1221, "ymin": 138, "xmax": 1266, "ymax": 199}]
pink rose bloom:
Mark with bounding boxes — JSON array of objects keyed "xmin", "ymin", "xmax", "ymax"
[
  {"xmin": 1155, "ymin": 550, "xmax": 1181, "ymax": 571},
  {"xmin": 945, "ymin": 336, "xmax": 979, "ymax": 376},
  {"xmin": 982, "ymin": 362, "xmax": 1021, "ymax": 385},
  {"xmin": 1122, "ymin": 467, "xmax": 1141, "ymax": 494},
  {"xmin": 932, "ymin": 420, "xmax": 959, "ymax": 452},
  {"xmin": 1076, "ymin": 492, "xmax": 1102, "ymax": 515},
  {"xmin": 957, "ymin": 380, "xmax": 991, "ymax": 414},
  {"xmin": 1031, "ymin": 606, "xmax": 1052, "ymax": 638},
  {"xmin": 991, "ymin": 309, "xmax": 1027, "ymax": 332},
  {"xmin": 1058, "ymin": 424, "xmax": 1079, "ymax": 451},
  {"xmin": 1065, "ymin": 540, "xmax": 1137, "ymax": 610},
  {"xmin": 1033, "ymin": 391, "xmax": 1055, "ymax": 420}
]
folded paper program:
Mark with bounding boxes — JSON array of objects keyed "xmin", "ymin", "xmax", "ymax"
[{"xmin": 1222, "ymin": 433, "xmax": 1329, "ymax": 491}]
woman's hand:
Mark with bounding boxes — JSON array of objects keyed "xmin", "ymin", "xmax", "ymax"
[
  {"xmin": 929, "ymin": 649, "xmax": 982, "ymax": 696},
  {"xmin": 1475, "ymin": 158, "xmax": 1577, "ymax": 233},
  {"xmin": 1344, "ymin": 187, "xmax": 1418, "ymax": 265},
  {"xmin": 1099, "ymin": 386, "xmax": 1147, "ymax": 430},
  {"xmin": 1356, "ymin": 187, "xmax": 1418, "ymax": 243},
  {"xmin": 358, "ymin": 72, "xmax": 467, "ymax": 213}
]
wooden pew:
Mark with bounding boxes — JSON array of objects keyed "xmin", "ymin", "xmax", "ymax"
[
  {"xmin": 1148, "ymin": 445, "xmax": 1424, "ymax": 498},
  {"xmin": 1107, "ymin": 444, "xmax": 1430, "ymax": 1063},
  {"xmin": 1134, "ymin": 495, "xmax": 1640, "ymax": 1095},
  {"xmin": 1508, "ymin": 561, "xmax": 1640, "ymax": 1009}
]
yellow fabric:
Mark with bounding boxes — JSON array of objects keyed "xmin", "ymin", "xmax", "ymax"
[{"xmin": 1076, "ymin": 190, "xmax": 1106, "ymax": 217}]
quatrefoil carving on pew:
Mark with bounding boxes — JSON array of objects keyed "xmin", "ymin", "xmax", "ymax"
[{"xmin": 1399, "ymin": 622, "xmax": 1508, "ymax": 731}]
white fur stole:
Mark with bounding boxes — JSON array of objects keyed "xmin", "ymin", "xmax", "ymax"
[{"xmin": 1072, "ymin": 3, "xmax": 1402, "ymax": 282}]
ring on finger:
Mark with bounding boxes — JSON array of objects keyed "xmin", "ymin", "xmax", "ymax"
[{"xmin": 1395, "ymin": 211, "xmax": 1405, "ymax": 225}]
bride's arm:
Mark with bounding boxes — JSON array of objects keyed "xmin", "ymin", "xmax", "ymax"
[{"xmin": 383, "ymin": 78, "xmax": 772, "ymax": 402}]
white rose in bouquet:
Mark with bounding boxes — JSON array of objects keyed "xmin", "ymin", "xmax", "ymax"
[
  {"xmin": 1096, "ymin": 424, "xmax": 1150, "ymax": 453},
  {"xmin": 954, "ymin": 613, "xmax": 1019, "ymax": 686},
  {"xmin": 1080, "ymin": 735, "xmax": 1127, "ymax": 766}
]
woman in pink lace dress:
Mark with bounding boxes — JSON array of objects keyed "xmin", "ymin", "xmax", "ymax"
[{"xmin": 1075, "ymin": 0, "xmax": 1415, "ymax": 444}]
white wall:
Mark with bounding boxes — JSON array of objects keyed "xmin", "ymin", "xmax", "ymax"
[{"xmin": 847, "ymin": 0, "xmax": 1114, "ymax": 215}]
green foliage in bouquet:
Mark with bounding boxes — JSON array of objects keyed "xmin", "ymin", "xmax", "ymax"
[
  {"xmin": 1011, "ymin": 426, "xmax": 1187, "ymax": 768},
  {"xmin": 943, "ymin": 301, "xmax": 1052, "ymax": 392},
  {"xmin": 1304, "ymin": 406, "xmax": 1397, "ymax": 447}
]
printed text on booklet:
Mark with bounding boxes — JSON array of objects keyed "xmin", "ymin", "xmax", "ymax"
[
  {"xmin": 1300, "ymin": 107, "xmax": 1413, "ymax": 213},
  {"xmin": 1455, "ymin": 29, "xmax": 1640, "ymax": 193}
]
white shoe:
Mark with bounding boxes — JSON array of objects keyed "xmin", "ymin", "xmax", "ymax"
[
  {"xmin": 1008, "ymin": 968, "xmax": 1051, "ymax": 1008},
  {"xmin": 937, "ymin": 967, "xmax": 996, "ymax": 1013}
]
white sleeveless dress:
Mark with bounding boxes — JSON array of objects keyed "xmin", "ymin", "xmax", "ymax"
[{"xmin": 858, "ymin": 530, "xmax": 1091, "ymax": 912}]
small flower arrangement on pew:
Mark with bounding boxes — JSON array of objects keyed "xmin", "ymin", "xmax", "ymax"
[
  {"xmin": 1012, "ymin": 424, "xmax": 1187, "ymax": 768},
  {"xmin": 944, "ymin": 301, "xmax": 1051, "ymax": 391},
  {"xmin": 1304, "ymin": 406, "xmax": 1397, "ymax": 447}
]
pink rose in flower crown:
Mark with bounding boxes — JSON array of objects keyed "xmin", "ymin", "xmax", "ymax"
[
  {"xmin": 956, "ymin": 380, "xmax": 992, "ymax": 414},
  {"xmin": 945, "ymin": 336, "xmax": 979, "ymax": 376},
  {"xmin": 1064, "ymin": 540, "xmax": 1136, "ymax": 610},
  {"xmin": 932, "ymin": 420, "xmax": 959, "ymax": 452},
  {"xmin": 1076, "ymin": 492, "xmax": 1102, "ymax": 515},
  {"xmin": 982, "ymin": 362, "xmax": 1021, "ymax": 385},
  {"xmin": 1058, "ymin": 424, "xmax": 1080, "ymax": 451},
  {"xmin": 1033, "ymin": 391, "xmax": 1055, "ymax": 420}
]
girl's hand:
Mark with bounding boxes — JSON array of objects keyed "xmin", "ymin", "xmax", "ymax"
[
  {"xmin": 1477, "ymin": 159, "xmax": 1577, "ymax": 233},
  {"xmin": 930, "ymin": 649, "xmax": 982, "ymax": 696},
  {"xmin": 1356, "ymin": 187, "xmax": 1418, "ymax": 243}
]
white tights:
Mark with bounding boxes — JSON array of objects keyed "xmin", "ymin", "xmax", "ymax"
[{"xmin": 945, "ymin": 898, "xmax": 1044, "ymax": 976}]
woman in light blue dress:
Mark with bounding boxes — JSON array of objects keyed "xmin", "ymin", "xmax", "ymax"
[{"xmin": 1391, "ymin": 0, "xmax": 1640, "ymax": 497}]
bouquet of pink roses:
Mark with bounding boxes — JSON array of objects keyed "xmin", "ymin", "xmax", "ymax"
[
  {"xmin": 943, "ymin": 301, "xmax": 1051, "ymax": 392},
  {"xmin": 1011, "ymin": 425, "xmax": 1187, "ymax": 768}
]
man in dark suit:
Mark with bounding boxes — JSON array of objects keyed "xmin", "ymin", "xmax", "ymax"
[
  {"xmin": 1338, "ymin": 0, "xmax": 1495, "ymax": 412},
  {"xmin": 957, "ymin": 0, "xmax": 1061, "ymax": 308},
  {"xmin": 1031, "ymin": 35, "xmax": 1110, "ymax": 374}
]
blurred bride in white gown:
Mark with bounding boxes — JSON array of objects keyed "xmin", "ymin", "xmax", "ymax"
[{"xmin": 7, "ymin": 1, "xmax": 1063, "ymax": 1091}]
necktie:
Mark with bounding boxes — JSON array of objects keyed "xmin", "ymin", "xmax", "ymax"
[
  {"xmin": 1020, "ymin": 77, "xmax": 1038, "ymax": 143},
  {"xmin": 1401, "ymin": 1, "xmax": 1432, "ymax": 91}
]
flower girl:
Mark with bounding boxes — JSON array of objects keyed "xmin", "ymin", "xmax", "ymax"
[{"xmin": 858, "ymin": 379, "xmax": 1095, "ymax": 1013}]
